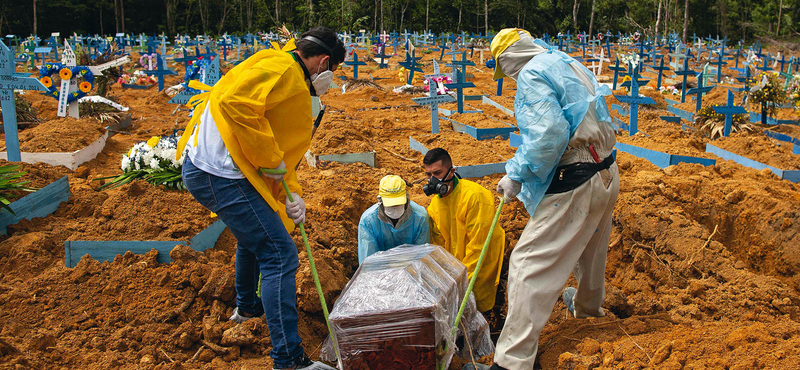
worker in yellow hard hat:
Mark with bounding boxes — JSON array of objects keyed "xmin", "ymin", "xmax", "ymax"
[
  {"xmin": 465, "ymin": 29, "xmax": 619, "ymax": 370},
  {"xmin": 177, "ymin": 27, "xmax": 345, "ymax": 370},
  {"xmin": 357, "ymin": 175, "xmax": 430, "ymax": 263},
  {"xmin": 423, "ymin": 148, "xmax": 505, "ymax": 313}
]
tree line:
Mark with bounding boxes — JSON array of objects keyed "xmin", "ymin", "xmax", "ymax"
[{"xmin": 0, "ymin": 0, "xmax": 798, "ymax": 44}]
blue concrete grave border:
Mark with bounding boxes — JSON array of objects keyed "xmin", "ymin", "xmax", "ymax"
[
  {"xmin": 409, "ymin": 136, "xmax": 506, "ymax": 177},
  {"xmin": 616, "ymin": 142, "xmax": 716, "ymax": 168},
  {"xmin": 747, "ymin": 112, "xmax": 799, "ymax": 126},
  {"xmin": 64, "ymin": 219, "xmax": 228, "ymax": 268},
  {"xmin": 667, "ymin": 106, "xmax": 694, "ymax": 121},
  {"xmin": 706, "ymin": 143, "xmax": 800, "ymax": 182},
  {"xmin": 0, "ymin": 176, "xmax": 70, "ymax": 235},
  {"xmin": 762, "ymin": 130, "xmax": 800, "ymax": 155},
  {"xmin": 439, "ymin": 116, "xmax": 517, "ymax": 141}
]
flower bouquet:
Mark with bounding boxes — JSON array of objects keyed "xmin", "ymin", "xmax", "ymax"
[{"xmin": 96, "ymin": 135, "xmax": 185, "ymax": 190}]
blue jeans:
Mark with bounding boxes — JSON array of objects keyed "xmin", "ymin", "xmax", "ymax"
[{"xmin": 182, "ymin": 157, "xmax": 304, "ymax": 367}]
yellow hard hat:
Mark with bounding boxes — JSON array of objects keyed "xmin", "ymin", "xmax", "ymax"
[
  {"xmin": 490, "ymin": 28, "xmax": 531, "ymax": 80},
  {"xmin": 379, "ymin": 175, "xmax": 407, "ymax": 207}
]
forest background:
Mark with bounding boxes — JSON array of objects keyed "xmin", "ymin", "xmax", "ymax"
[{"xmin": 1, "ymin": 0, "xmax": 799, "ymax": 48}]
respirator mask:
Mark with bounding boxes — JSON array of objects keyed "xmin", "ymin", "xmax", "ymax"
[
  {"xmin": 423, "ymin": 168, "xmax": 455, "ymax": 196},
  {"xmin": 383, "ymin": 204, "xmax": 406, "ymax": 219}
]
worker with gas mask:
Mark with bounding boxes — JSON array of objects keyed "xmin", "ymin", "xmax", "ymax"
[
  {"xmin": 357, "ymin": 175, "xmax": 430, "ymax": 263},
  {"xmin": 422, "ymin": 148, "xmax": 505, "ymax": 312},
  {"xmin": 178, "ymin": 27, "xmax": 345, "ymax": 370}
]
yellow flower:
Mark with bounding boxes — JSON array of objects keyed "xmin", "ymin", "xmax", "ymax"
[
  {"xmin": 40, "ymin": 76, "xmax": 52, "ymax": 88},
  {"xmin": 146, "ymin": 136, "xmax": 161, "ymax": 148},
  {"xmin": 59, "ymin": 68, "xmax": 72, "ymax": 80},
  {"xmin": 79, "ymin": 81, "xmax": 92, "ymax": 93}
]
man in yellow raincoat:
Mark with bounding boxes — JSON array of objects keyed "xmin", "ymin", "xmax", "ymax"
[
  {"xmin": 423, "ymin": 148, "xmax": 505, "ymax": 312},
  {"xmin": 178, "ymin": 27, "xmax": 345, "ymax": 370}
]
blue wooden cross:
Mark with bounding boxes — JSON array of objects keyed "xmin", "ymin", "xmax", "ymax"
[
  {"xmin": 710, "ymin": 49, "xmax": 727, "ymax": 83},
  {"xmin": 446, "ymin": 51, "xmax": 475, "ymax": 79},
  {"xmin": 438, "ymin": 35, "xmax": 451, "ymax": 61},
  {"xmin": 146, "ymin": 37, "xmax": 160, "ymax": 54},
  {"xmin": 398, "ymin": 50, "xmax": 423, "ymax": 85},
  {"xmin": 609, "ymin": 58, "xmax": 626, "ymax": 90},
  {"xmin": 144, "ymin": 54, "xmax": 177, "ymax": 91},
  {"xmin": 613, "ymin": 68, "xmax": 656, "ymax": 136},
  {"xmin": 33, "ymin": 46, "xmax": 52, "ymax": 66},
  {"xmin": 218, "ymin": 37, "xmax": 232, "ymax": 61},
  {"xmin": 712, "ymin": 90, "xmax": 747, "ymax": 137},
  {"xmin": 675, "ymin": 57, "xmax": 696, "ymax": 103},
  {"xmin": 0, "ymin": 41, "xmax": 50, "ymax": 161},
  {"xmin": 777, "ymin": 53, "xmax": 789, "ymax": 73},
  {"xmin": 757, "ymin": 56, "xmax": 773, "ymax": 72},
  {"xmin": 650, "ymin": 55, "xmax": 670, "ymax": 88},
  {"xmin": 174, "ymin": 47, "xmax": 196, "ymax": 69},
  {"xmin": 444, "ymin": 69, "xmax": 475, "ymax": 114},
  {"xmin": 47, "ymin": 35, "xmax": 60, "ymax": 60},
  {"xmin": 736, "ymin": 67, "xmax": 752, "ymax": 103},
  {"xmin": 686, "ymin": 72, "xmax": 714, "ymax": 112},
  {"xmin": 620, "ymin": 62, "xmax": 649, "ymax": 89},
  {"xmin": 344, "ymin": 52, "xmax": 366, "ymax": 79},
  {"xmin": 412, "ymin": 79, "xmax": 455, "ymax": 134},
  {"xmin": 373, "ymin": 45, "xmax": 391, "ymax": 69}
]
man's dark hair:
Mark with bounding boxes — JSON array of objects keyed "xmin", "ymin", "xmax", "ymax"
[
  {"xmin": 423, "ymin": 148, "xmax": 453, "ymax": 167},
  {"xmin": 296, "ymin": 27, "xmax": 346, "ymax": 66}
]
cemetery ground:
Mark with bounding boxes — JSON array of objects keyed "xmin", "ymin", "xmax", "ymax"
[{"xmin": 0, "ymin": 44, "xmax": 800, "ymax": 370}]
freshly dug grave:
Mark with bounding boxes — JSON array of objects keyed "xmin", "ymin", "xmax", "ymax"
[{"xmin": 0, "ymin": 116, "xmax": 106, "ymax": 153}]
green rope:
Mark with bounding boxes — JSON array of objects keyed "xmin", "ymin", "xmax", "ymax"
[
  {"xmin": 261, "ymin": 168, "xmax": 342, "ymax": 368},
  {"xmin": 440, "ymin": 197, "xmax": 505, "ymax": 370}
]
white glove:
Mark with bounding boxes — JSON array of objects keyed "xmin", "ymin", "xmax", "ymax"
[
  {"xmin": 312, "ymin": 70, "xmax": 334, "ymax": 96},
  {"xmin": 260, "ymin": 161, "xmax": 286, "ymax": 182},
  {"xmin": 285, "ymin": 193, "xmax": 306, "ymax": 225},
  {"xmin": 496, "ymin": 175, "xmax": 522, "ymax": 202}
]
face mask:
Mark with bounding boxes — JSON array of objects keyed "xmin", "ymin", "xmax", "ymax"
[
  {"xmin": 423, "ymin": 168, "xmax": 454, "ymax": 196},
  {"xmin": 310, "ymin": 57, "xmax": 333, "ymax": 96},
  {"xmin": 383, "ymin": 204, "xmax": 405, "ymax": 219},
  {"xmin": 311, "ymin": 70, "xmax": 334, "ymax": 96}
]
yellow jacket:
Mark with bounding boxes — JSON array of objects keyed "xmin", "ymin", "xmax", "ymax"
[
  {"xmin": 177, "ymin": 48, "xmax": 312, "ymax": 233},
  {"xmin": 428, "ymin": 179, "xmax": 505, "ymax": 312}
]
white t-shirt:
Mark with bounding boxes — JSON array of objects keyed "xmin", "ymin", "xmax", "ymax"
[{"xmin": 185, "ymin": 104, "xmax": 246, "ymax": 179}]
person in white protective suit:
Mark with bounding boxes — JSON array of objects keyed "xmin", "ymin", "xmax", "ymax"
[
  {"xmin": 465, "ymin": 29, "xmax": 620, "ymax": 370},
  {"xmin": 357, "ymin": 175, "xmax": 430, "ymax": 263}
]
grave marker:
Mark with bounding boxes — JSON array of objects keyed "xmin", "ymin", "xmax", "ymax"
[
  {"xmin": 674, "ymin": 57, "xmax": 696, "ymax": 103},
  {"xmin": 613, "ymin": 66, "xmax": 656, "ymax": 136},
  {"xmin": 56, "ymin": 41, "xmax": 79, "ymax": 118},
  {"xmin": 144, "ymin": 53, "xmax": 177, "ymax": 91},
  {"xmin": 0, "ymin": 41, "xmax": 50, "ymax": 161},
  {"xmin": 444, "ymin": 69, "xmax": 475, "ymax": 114},
  {"xmin": 344, "ymin": 52, "xmax": 366, "ymax": 79},
  {"xmin": 412, "ymin": 79, "xmax": 455, "ymax": 134},
  {"xmin": 712, "ymin": 89, "xmax": 748, "ymax": 137},
  {"xmin": 686, "ymin": 72, "xmax": 714, "ymax": 112}
]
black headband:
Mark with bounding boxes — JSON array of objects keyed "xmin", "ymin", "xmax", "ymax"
[{"xmin": 302, "ymin": 36, "xmax": 334, "ymax": 55}]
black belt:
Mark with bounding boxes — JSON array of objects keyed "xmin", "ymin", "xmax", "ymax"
[{"xmin": 545, "ymin": 154, "xmax": 614, "ymax": 195}]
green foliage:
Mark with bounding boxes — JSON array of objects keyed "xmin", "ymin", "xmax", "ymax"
[
  {"xmin": 0, "ymin": 165, "xmax": 36, "ymax": 215},
  {"xmin": 1, "ymin": 0, "xmax": 799, "ymax": 42}
]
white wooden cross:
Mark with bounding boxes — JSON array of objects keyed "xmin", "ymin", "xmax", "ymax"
[
  {"xmin": 57, "ymin": 40, "xmax": 130, "ymax": 118},
  {"xmin": 588, "ymin": 48, "xmax": 605, "ymax": 76},
  {"xmin": 56, "ymin": 40, "xmax": 79, "ymax": 118}
]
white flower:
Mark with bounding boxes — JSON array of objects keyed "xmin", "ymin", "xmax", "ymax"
[
  {"xmin": 150, "ymin": 158, "xmax": 161, "ymax": 171},
  {"xmin": 121, "ymin": 156, "xmax": 131, "ymax": 172}
]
